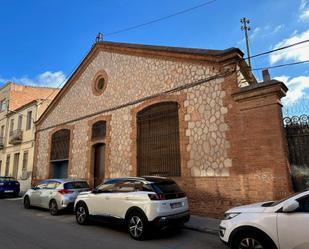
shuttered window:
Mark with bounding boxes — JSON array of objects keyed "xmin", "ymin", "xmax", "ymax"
[
  {"xmin": 22, "ymin": 151, "xmax": 29, "ymax": 170},
  {"xmin": 5, "ymin": 154, "xmax": 10, "ymax": 176},
  {"xmin": 137, "ymin": 102, "xmax": 181, "ymax": 177},
  {"xmin": 26, "ymin": 111, "xmax": 32, "ymax": 130}
]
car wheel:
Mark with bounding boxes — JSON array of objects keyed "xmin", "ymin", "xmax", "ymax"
[
  {"xmin": 75, "ymin": 203, "xmax": 89, "ymax": 225},
  {"xmin": 127, "ymin": 212, "xmax": 148, "ymax": 240},
  {"xmin": 23, "ymin": 196, "xmax": 31, "ymax": 209},
  {"xmin": 49, "ymin": 200, "xmax": 59, "ymax": 216},
  {"xmin": 232, "ymin": 231, "xmax": 276, "ymax": 249}
]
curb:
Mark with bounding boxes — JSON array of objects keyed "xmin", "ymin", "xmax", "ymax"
[{"xmin": 183, "ymin": 225, "xmax": 219, "ymax": 235}]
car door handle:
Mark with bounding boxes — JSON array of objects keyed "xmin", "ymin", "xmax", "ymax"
[
  {"xmin": 125, "ymin": 197, "xmax": 129, "ymax": 200},
  {"xmin": 105, "ymin": 197, "xmax": 110, "ymax": 200}
]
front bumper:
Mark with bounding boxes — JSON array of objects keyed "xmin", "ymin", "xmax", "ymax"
[
  {"xmin": 152, "ymin": 211, "xmax": 190, "ymax": 228},
  {"xmin": 219, "ymin": 225, "xmax": 229, "ymax": 245}
]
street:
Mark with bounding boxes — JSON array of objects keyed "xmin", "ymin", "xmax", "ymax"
[{"xmin": 0, "ymin": 198, "xmax": 226, "ymax": 249}]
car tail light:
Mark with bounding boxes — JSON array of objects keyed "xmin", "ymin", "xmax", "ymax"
[
  {"xmin": 58, "ymin": 189, "xmax": 74, "ymax": 195},
  {"xmin": 148, "ymin": 194, "xmax": 166, "ymax": 200},
  {"xmin": 177, "ymin": 192, "xmax": 186, "ymax": 198}
]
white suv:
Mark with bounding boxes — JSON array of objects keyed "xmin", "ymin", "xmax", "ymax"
[
  {"xmin": 220, "ymin": 189, "xmax": 309, "ymax": 249},
  {"xmin": 74, "ymin": 176, "xmax": 190, "ymax": 240}
]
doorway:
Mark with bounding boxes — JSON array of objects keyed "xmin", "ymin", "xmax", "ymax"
[
  {"xmin": 92, "ymin": 143, "xmax": 105, "ymax": 187},
  {"xmin": 51, "ymin": 160, "xmax": 68, "ymax": 178}
]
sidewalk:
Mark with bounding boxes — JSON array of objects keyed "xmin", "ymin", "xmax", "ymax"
[{"xmin": 184, "ymin": 215, "xmax": 220, "ymax": 235}]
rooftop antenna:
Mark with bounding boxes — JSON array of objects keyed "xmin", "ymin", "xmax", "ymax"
[
  {"xmin": 95, "ymin": 33, "xmax": 103, "ymax": 43},
  {"xmin": 240, "ymin": 17, "xmax": 251, "ymax": 70}
]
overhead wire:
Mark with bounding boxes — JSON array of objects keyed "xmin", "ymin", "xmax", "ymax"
[
  {"xmin": 104, "ymin": 0, "xmax": 217, "ymax": 37},
  {"xmin": 252, "ymin": 59, "xmax": 309, "ymax": 71}
]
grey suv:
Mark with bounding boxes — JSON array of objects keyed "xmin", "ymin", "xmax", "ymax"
[{"xmin": 23, "ymin": 179, "xmax": 90, "ymax": 215}]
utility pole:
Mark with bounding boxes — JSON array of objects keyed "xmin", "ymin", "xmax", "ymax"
[{"xmin": 240, "ymin": 17, "xmax": 251, "ymax": 69}]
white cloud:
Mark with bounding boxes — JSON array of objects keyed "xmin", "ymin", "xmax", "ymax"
[
  {"xmin": 275, "ymin": 75, "xmax": 309, "ymax": 105},
  {"xmin": 269, "ymin": 28, "xmax": 309, "ymax": 64},
  {"xmin": 0, "ymin": 71, "xmax": 66, "ymax": 88},
  {"xmin": 249, "ymin": 27, "xmax": 261, "ymax": 39},
  {"xmin": 273, "ymin": 24, "xmax": 284, "ymax": 33},
  {"xmin": 300, "ymin": 0, "xmax": 309, "ymax": 21}
]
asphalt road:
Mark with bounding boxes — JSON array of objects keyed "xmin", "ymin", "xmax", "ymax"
[{"xmin": 0, "ymin": 197, "xmax": 227, "ymax": 249}]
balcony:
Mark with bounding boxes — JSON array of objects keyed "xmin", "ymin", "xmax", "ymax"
[
  {"xmin": 0, "ymin": 137, "xmax": 4, "ymax": 149},
  {"xmin": 9, "ymin": 129, "xmax": 23, "ymax": 145}
]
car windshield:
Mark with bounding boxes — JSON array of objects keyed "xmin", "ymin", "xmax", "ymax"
[
  {"xmin": 270, "ymin": 192, "xmax": 302, "ymax": 206},
  {"xmin": 64, "ymin": 181, "xmax": 89, "ymax": 189},
  {"xmin": 0, "ymin": 177, "xmax": 15, "ymax": 182}
]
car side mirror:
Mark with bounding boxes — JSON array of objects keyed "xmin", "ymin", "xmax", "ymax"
[{"xmin": 282, "ymin": 200, "xmax": 299, "ymax": 213}]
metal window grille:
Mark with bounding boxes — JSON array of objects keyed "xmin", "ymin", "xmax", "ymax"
[
  {"xmin": 50, "ymin": 129, "xmax": 70, "ymax": 161},
  {"xmin": 283, "ymin": 115, "xmax": 309, "ymax": 191},
  {"xmin": 137, "ymin": 102, "xmax": 181, "ymax": 177}
]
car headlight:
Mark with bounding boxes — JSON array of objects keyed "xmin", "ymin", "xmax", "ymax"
[{"xmin": 224, "ymin": 212, "xmax": 241, "ymax": 220}]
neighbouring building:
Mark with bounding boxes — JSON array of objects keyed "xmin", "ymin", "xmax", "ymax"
[
  {"xmin": 0, "ymin": 82, "xmax": 59, "ymax": 191},
  {"xmin": 33, "ymin": 41, "xmax": 292, "ymax": 217}
]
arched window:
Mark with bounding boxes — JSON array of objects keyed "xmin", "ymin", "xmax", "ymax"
[
  {"xmin": 50, "ymin": 129, "xmax": 70, "ymax": 178},
  {"xmin": 137, "ymin": 102, "xmax": 181, "ymax": 177},
  {"xmin": 92, "ymin": 121, "xmax": 106, "ymax": 140}
]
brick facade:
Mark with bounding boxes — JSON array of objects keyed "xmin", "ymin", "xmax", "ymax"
[{"xmin": 33, "ymin": 42, "xmax": 292, "ymax": 217}]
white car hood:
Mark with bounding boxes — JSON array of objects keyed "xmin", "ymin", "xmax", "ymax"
[{"xmin": 226, "ymin": 201, "xmax": 273, "ymax": 213}]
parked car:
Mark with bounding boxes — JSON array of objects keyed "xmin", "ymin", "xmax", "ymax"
[
  {"xmin": 74, "ymin": 176, "xmax": 190, "ymax": 240},
  {"xmin": 0, "ymin": 177, "xmax": 20, "ymax": 197},
  {"xmin": 23, "ymin": 179, "xmax": 90, "ymax": 215},
  {"xmin": 219, "ymin": 189, "xmax": 309, "ymax": 249}
]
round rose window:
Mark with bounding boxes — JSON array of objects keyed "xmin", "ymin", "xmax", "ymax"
[{"xmin": 92, "ymin": 71, "xmax": 108, "ymax": 96}]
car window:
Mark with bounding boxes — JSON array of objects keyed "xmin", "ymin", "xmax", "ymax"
[
  {"xmin": 141, "ymin": 183, "xmax": 154, "ymax": 192},
  {"xmin": 151, "ymin": 180, "xmax": 182, "ymax": 194},
  {"xmin": 64, "ymin": 181, "xmax": 89, "ymax": 189},
  {"xmin": 0, "ymin": 177, "xmax": 15, "ymax": 182},
  {"xmin": 115, "ymin": 182, "xmax": 137, "ymax": 193},
  {"xmin": 96, "ymin": 183, "xmax": 116, "ymax": 193},
  {"xmin": 35, "ymin": 180, "xmax": 49, "ymax": 189},
  {"xmin": 46, "ymin": 181, "xmax": 60, "ymax": 189},
  {"xmin": 297, "ymin": 196, "xmax": 309, "ymax": 213}
]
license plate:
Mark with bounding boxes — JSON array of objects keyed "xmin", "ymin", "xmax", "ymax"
[
  {"xmin": 4, "ymin": 190, "xmax": 14, "ymax": 193},
  {"xmin": 170, "ymin": 202, "xmax": 182, "ymax": 209}
]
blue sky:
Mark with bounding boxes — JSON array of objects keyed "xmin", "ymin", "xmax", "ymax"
[{"xmin": 0, "ymin": 0, "xmax": 308, "ymax": 115}]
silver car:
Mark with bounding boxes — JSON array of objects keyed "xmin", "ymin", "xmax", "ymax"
[{"xmin": 23, "ymin": 179, "xmax": 90, "ymax": 215}]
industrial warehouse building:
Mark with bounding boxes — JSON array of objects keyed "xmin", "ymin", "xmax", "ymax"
[{"xmin": 33, "ymin": 41, "xmax": 292, "ymax": 217}]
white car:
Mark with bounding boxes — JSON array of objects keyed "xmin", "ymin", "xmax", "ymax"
[
  {"xmin": 74, "ymin": 176, "xmax": 190, "ymax": 240},
  {"xmin": 23, "ymin": 179, "xmax": 90, "ymax": 215},
  {"xmin": 220, "ymin": 189, "xmax": 309, "ymax": 249}
]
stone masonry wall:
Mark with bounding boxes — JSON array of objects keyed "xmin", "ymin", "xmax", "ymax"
[{"xmin": 35, "ymin": 50, "xmax": 232, "ymax": 181}]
